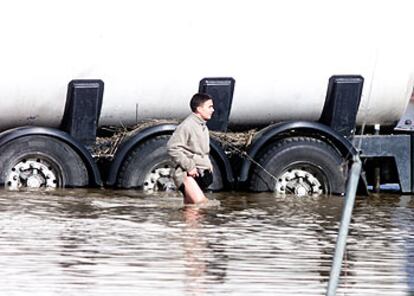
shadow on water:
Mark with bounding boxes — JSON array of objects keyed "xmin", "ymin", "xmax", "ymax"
[{"xmin": 0, "ymin": 189, "xmax": 413, "ymax": 295}]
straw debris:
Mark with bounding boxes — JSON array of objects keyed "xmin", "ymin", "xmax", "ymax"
[{"xmin": 91, "ymin": 119, "xmax": 257, "ymax": 158}]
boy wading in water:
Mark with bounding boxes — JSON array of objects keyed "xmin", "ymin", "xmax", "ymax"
[{"xmin": 167, "ymin": 93, "xmax": 214, "ymax": 204}]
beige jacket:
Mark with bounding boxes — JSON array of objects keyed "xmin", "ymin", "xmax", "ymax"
[{"xmin": 167, "ymin": 113, "xmax": 213, "ymax": 187}]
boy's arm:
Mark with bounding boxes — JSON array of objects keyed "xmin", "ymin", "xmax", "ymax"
[{"xmin": 167, "ymin": 125, "xmax": 196, "ymax": 172}]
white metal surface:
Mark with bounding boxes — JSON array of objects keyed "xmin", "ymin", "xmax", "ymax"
[{"xmin": 0, "ymin": 0, "xmax": 413, "ymax": 130}]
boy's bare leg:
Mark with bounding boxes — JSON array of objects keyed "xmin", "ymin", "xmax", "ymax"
[{"xmin": 183, "ymin": 175, "xmax": 207, "ymax": 204}]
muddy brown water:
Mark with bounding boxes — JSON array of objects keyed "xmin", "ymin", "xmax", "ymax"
[{"xmin": 0, "ymin": 189, "xmax": 413, "ymax": 295}]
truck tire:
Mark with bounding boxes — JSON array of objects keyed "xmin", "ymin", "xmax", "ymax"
[
  {"xmin": 117, "ymin": 135, "xmax": 223, "ymax": 191},
  {"xmin": 0, "ymin": 135, "xmax": 88, "ymax": 189},
  {"xmin": 249, "ymin": 137, "xmax": 346, "ymax": 196}
]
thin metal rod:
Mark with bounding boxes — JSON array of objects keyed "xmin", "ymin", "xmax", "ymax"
[{"xmin": 326, "ymin": 156, "xmax": 362, "ymax": 296}]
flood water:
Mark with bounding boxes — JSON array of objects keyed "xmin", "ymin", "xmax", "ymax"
[{"xmin": 0, "ymin": 189, "xmax": 413, "ymax": 296}]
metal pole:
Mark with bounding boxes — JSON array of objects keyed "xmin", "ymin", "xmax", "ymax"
[
  {"xmin": 374, "ymin": 124, "xmax": 381, "ymax": 193},
  {"xmin": 326, "ymin": 156, "xmax": 362, "ymax": 296}
]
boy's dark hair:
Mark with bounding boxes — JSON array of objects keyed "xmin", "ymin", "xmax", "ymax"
[{"xmin": 190, "ymin": 93, "xmax": 213, "ymax": 112}]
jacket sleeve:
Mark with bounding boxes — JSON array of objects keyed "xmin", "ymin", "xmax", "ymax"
[{"xmin": 167, "ymin": 125, "xmax": 196, "ymax": 172}]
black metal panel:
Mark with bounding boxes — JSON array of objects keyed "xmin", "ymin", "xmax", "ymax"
[
  {"xmin": 61, "ymin": 80, "xmax": 104, "ymax": 146},
  {"xmin": 199, "ymin": 77, "xmax": 235, "ymax": 132},
  {"xmin": 355, "ymin": 134, "xmax": 411, "ymax": 193},
  {"xmin": 319, "ymin": 75, "xmax": 363, "ymax": 137}
]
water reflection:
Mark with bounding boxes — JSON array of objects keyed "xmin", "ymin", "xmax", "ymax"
[
  {"xmin": 182, "ymin": 206, "xmax": 206, "ymax": 296},
  {"xmin": 0, "ymin": 190, "xmax": 413, "ymax": 295},
  {"xmin": 393, "ymin": 196, "xmax": 414, "ymax": 294}
]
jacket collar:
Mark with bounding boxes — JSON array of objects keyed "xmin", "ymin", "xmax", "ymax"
[{"xmin": 191, "ymin": 112, "xmax": 207, "ymax": 125}]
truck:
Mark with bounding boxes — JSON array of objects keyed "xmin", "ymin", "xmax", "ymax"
[{"xmin": 0, "ymin": 0, "xmax": 413, "ymax": 195}]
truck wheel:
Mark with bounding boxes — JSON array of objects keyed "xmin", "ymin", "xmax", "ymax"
[
  {"xmin": 117, "ymin": 135, "xmax": 224, "ymax": 191},
  {"xmin": 0, "ymin": 135, "xmax": 88, "ymax": 189},
  {"xmin": 249, "ymin": 137, "xmax": 346, "ymax": 196}
]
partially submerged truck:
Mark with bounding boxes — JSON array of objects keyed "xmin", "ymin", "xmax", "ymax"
[{"xmin": 0, "ymin": 0, "xmax": 413, "ymax": 195}]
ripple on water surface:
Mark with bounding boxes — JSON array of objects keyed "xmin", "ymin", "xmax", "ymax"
[{"xmin": 0, "ymin": 190, "xmax": 413, "ymax": 295}]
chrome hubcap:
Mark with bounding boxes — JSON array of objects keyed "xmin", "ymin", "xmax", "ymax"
[
  {"xmin": 143, "ymin": 165, "xmax": 176, "ymax": 192},
  {"xmin": 275, "ymin": 169, "xmax": 323, "ymax": 196},
  {"xmin": 6, "ymin": 158, "xmax": 59, "ymax": 190}
]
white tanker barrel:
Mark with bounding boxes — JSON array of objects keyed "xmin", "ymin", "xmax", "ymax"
[{"xmin": 0, "ymin": 0, "xmax": 412, "ymax": 131}]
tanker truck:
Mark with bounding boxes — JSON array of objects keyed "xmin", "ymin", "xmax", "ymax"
[{"xmin": 0, "ymin": 0, "xmax": 413, "ymax": 195}]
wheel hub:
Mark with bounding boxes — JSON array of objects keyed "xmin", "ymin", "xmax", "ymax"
[
  {"xmin": 143, "ymin": 166, "xmax": 176, "ymax": 192},
  {"xmin": 275, "ymin": 169, "xmax": 323, "ymax": 196},
  {"xmin": 6, "ymin": 158, "xmax": 59, "ymax": 190}
]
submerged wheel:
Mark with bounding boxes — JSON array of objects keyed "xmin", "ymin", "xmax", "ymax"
[
  {"xmin": 116, "ymin": 135, "xmax": 224, "ymax": 191},
  {"xmin": 249, "ymin": 137, "xmax": 347, "ymax": 196},
  {"xmin": 0, "ymin": 135, "xmax": 88, "ymax": 189}
]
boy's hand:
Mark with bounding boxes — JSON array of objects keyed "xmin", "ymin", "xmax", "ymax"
[{"xmin": 187, "ymin": 168, "xmax": 199, "ymax": 177}]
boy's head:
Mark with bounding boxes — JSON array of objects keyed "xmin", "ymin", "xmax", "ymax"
[{"xmin": 190, "ymin": 93, "xmax": 214, "ymax": 121}]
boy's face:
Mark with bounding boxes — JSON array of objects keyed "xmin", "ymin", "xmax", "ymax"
[{"xmin": 196, "ymin": 99, "xmax": 214, "ymax": 121}]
